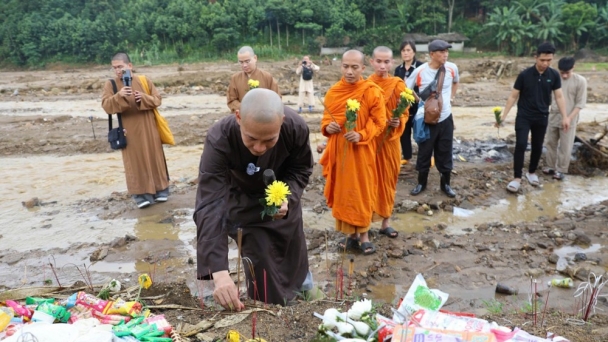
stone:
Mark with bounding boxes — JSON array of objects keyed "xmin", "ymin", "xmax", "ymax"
[
  {"xmin": 400, "ymin": 200, "xmax": 419, "ymax": 211},
  {"xmin": 477, "ymin": 223, "xmax": 489, "ymax": 232},
  {"xmin": 553, "ymin": 219, "xmax": 575, "ymax": 231},
  {"xmin": 526, "ymin": 268, "xmax": 544, "ymax": 278},
  {"xmin": 436, "ymin": 223, "xmax": 448, "ymax": 230},
  {"xmin": 548, "ymin": 253, "xmax": 559, "ymax": 264},
  {"xmin": 4, "ymin": 254, "xmax": 23, "ymax": 265},
  {"xmin": 388, "ymin": 249, "xmax": 404, "ymax": 258},
  {"xmin": 476, "ymin": 244, "xmax": 490, "ymax": 252},
  {"xmin": 573, "ymin": 232, "xmax": 592, "ymax": 246},
  {"xmin": 574, "ymin": 253, "xmax": 587, "ymax": 262},
  {"xmin": 536, "ymin": 242, "xmax": 548, "ymax": 249},
  {"xmin": 416, "ymin": 206, "xmax": 426, "ymax": 215}
]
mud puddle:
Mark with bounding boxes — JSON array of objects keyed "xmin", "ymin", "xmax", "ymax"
[{"xmin": 304, "ymin": 175, "xmax": 608, "ymax": 235}]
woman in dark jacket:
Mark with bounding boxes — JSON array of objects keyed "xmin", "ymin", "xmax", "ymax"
[{"xmin": 394, "ymin": 40, "xmax": 423, "ymax": 164}]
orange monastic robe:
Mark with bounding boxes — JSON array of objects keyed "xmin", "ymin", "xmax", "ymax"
[
  {"xmin": 320, "ymin": 77, "xmax": 387, "ymax": 234},
  {"xmin": 368, "ymin": 74, "xmax": 409, "ymax": 219}
]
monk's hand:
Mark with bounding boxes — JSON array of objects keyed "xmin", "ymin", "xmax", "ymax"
[
  {"xmin": 119, "ymin": 86, "xmax": 132, "ymax": 98},
  {"xmin": 389, "ymin": 117, "xmax": 400, "ymax": 128},
  {"xmin": 316, "ymin": 141, "xmax": 327, "ymax": 153},
  {"xmin": 212, "ymin": 271, "xmax": 245, "ymax": 312},
  {"xmin": 273, "ymin": 201, "xmax": 289, "ymax": 219},
  {"xmin": 344, "ymin": 131, "xmax": 361, "ymax": 143},
  {"xmin": 325, "ymin": 122, "xmax": 341, "ymax": 134},
  {"xmin": 134, "ymin": 91, "xmax": 143, "ymax": 103}
]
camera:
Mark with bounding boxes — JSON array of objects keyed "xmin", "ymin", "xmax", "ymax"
[
  {"xmin": 122, "ymin": 69, "xmax": 132, "ymax": 87},
  {"xmin": 302, "ymin": 61, "xmax": 307, "ymax": 65}
]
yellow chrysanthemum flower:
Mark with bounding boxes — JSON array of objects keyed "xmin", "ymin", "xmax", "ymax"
[
  {"xmin": 248, "ymin": 79, "xmax": 260, "ymax": 88},
  {"xmin": 138, "ymin": 273, "xmax": 152, "ymax": 290},
  {"xmin": 404, "ymin": 88, "xmax": 413, "ymax": 95},
  {"xmin": 346, "ymin": 98, "xmax": 360, "ymax": 112},
  {"xmin": 405, "ymin": 94, "xmax": 416, "ymax": 103},
  {"xmin": 493, "ymin": 106, "xmax": 502, "ymax": 114},
  {"xmin": 265, "ymin": 180, "xmax": 291, "ymax": 206}
]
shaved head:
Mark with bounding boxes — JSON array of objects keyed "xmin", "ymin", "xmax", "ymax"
[
  {"xmin": 238, "ymin": 46, "xmax": 255, "ymax": 57},
  {"xmin": 240, "ymin": 88, "xmax": 284, "ymax": 123},
  {"xmin": 236, "ymin": 89, "xmax": 284, "ymax": 156},
  {"xmin": 112, "ymin": 52, "xmax": 131, "ymax": 64},
  {"xmin": 343, "ymin": 49, "xmax": 365, "ymax": 65},
  {"xmin": 372, "ymin": 46, "xmax": 393, "ymax": 58}
]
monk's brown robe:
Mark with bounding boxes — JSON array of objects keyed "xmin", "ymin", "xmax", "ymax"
[
  {"xmin": 102, "ymin": 75, "xmax": 169, "ymax": 195},
  {"xmin": 194, "ymin": 107, "xmax": 312, "ymax": 305},
  {"xmin": 368, "ymin": 74, "xmax": 408, "ymax": 219},
  {"xmin": 320, "ymin": 77, "xmax": 387, "ymax": 234},
  {"xmin": 227, "ymin": 68, "xmax": 280, "ymax": 112}
]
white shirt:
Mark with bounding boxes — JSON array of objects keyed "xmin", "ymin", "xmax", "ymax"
[{"xmin": 407, "ymin": 61, "xmax": 459, "ymax": 122}]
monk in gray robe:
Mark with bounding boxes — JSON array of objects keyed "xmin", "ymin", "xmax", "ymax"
[
  {"xmin": 102, "ymin": 53, "xmax": 169, "ymax": 208},
  {"xmin": 195, "ymin": 89, "xmax": 312, "ymax": 309},
  {"xmin": 227, "ymin": 46, "xmax": 280, "ymax": 113}
]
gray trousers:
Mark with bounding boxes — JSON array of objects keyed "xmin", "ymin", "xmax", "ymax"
[{"xmin": 544, "ymin": 120, "xmax": 578, "ymax": 173}]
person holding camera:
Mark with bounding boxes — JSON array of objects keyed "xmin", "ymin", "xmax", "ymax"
[
  {"xmin": 101, "ymin": 53, "xmax": 170, "ymax": 209},
  {"xmin": 295, "ymin": 56, "xmax": 320, "ymax": 113}
]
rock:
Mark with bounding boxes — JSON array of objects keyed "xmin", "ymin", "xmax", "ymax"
[
  {"xmin": 526, "ymin": 268, "xmax": 544, "ymax": 278},
  {"xmin": 187, "ymin": 257, "xmax": 195, "ymax": 265},
  {"xmin": 413, "ymin": 240, "xmax": 424, "ymax": 249},
  {"xmin": 358, "ymin": 271, "xmax": 367, "ymax": 278},
  {"xmin": 427, "ymin": 210, "xmax": 434, "ymax": 216},
  {"xmin": 421, "ymin": 204, "xmax": 430, "ymax": 211},
  {"xmin": 425, "ymin": 239, "xmax": 441, "ymax": 249},
  {"xmin": 573, "ymin": 232, "xmax": 592, "ymax": 246},
  {"xmin": 547, "ymin": 230, "xmax": 562, "ymax": 238},
  {"xmin": 400, "ymin": 200, "xmax": 419, "ymax": 211},
  {"xmin": 444, "ymin": 205, "xmax": 454, "ymax": 212},
  {"xmin": 388, "ymin": 249, "xmax": 404, "ymax": 258},
  {"xmin": 90, "ymin": 246, "xmax": 109, "ymax": 262},
  {"xmin": 566, "ymin": 232, "xmax": 577, "ymax": 241},
  {"xmin": 476, "ymin": 244, "xmax": 490, "ymax": 252},
  {"xmin": 548, "ymin": 253, "xmax": 559, "ymax": 264},
  {"xmin": 536, "ymin": 242, "xmax": 548, "ymax": 249},
  {"xmin": 459, "ymin": 200, "xmax": 475, "ymax": 210},
  {"xmin": 477, "ymin": 223, "xmax": 489, "ymax": 232},
  {"xmin": 22, "ymin": 197, "xmax": 41, "ymax": 209},
  {"xmin": 574, "ymin": 253, "xmax": 587, "ymax": 262},
  {"xmin": 50, "ymin": 87, "xmax": 61, "ymax": 95},
  {"xmin": 520, "ymin": 243, "xmax": 535, "ymax": 251},
  {"xmin": 436, "ymin": 223, "xmax": 447, "ymax": 230},
  {"xmin": 110, "ymin": 237, "xmax": 128, "ymax": 248},
  {"xmin": 4, "ymin": 254, "xmax": 23, "ymax": 265},
  {"xmin": 552, "ymin": 219, "xmax": 575, "ymax": 231},
  {"xmin": 416, "ymin": 206, "xmax": 426, "ymax": 215}
]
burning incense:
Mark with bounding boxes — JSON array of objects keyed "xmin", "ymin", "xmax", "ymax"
[{"xmin": 237, "ymin": 228, "xmax": 243, "ymax": 297}]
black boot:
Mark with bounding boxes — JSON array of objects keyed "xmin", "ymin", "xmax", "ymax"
[
  {"xmin": 440, "ymin": 172, "xmax": 456, "ymax": 198},
  {"xmin": 410, "ymin": 171, "xmax": 428, "ymax": 196}
]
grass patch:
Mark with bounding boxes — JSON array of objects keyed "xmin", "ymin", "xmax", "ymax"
[
  {"xmin": 481, "ymin": 299, "xmax": 504, "ymax": 314},
  {"xmin": 574, "ymin": 62, "xmax": 608, "ymax": 72}
]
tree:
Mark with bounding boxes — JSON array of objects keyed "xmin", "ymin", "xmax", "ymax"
[
  {"xmin": 447, "ymin": 0, "xmax": 455, "ymax": 32},
  {"xmin": 486, "ymin": 6, "xmax": 534, "ymax": 55},
  {"xmin": 561, "ymin": 1, "xmax": 598, "ymax": 50}
]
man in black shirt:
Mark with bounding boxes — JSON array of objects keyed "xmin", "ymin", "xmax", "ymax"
[{"xmin": 498, "ymin": 42, "xmax": 570, "ymax": 193}]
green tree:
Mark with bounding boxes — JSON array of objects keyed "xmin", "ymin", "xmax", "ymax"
[
  {"xmin": 561, "ymin": 1, "xmax": 598, "ymax": 50},
  {"xmin": 486, "ymin": 6, "xmax": 534, "ymax": 55}
]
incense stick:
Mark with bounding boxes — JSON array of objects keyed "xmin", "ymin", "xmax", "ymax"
[{"xmin": 237, "ymin": 228, "xmax": 243, "ymax": 298}]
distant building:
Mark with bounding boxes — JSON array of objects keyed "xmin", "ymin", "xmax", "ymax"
[{"xmin": 402, "ymin": 33, "xmax": 470, "ymax": 52}]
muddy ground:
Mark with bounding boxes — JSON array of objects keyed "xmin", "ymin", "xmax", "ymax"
[{"xmin": 1, "ymin": 56, "xmax": 608, "ymax": 341}]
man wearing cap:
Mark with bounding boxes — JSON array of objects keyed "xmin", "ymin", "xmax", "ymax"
[
  {"xmin": 498, "ymin": 42, "xmax": 570, "ymax": 193},
  {"xmin": 406, "ymin": 39, "xmax": 459, "ymax": 198}
]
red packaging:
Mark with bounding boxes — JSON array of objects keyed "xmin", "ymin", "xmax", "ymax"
[
  {"xmin": 75, "ymin": 292, "xmax": 111, "ymax": 314},
  {"xmin": 145, "ymin": 315, "xmax": 173, "ymax": 336},
  {"xmin": 376, "ymin": 314, "xmax": 397, "ymax": 342}
]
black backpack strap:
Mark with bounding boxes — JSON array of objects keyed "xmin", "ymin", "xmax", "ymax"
[{"xmin": 108, "ymin": 79, "xmax": 124, "ymax": 131}]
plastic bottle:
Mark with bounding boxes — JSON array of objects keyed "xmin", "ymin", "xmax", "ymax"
[
  {"xmin": 0, "ymin": 307, "xmax": 14, "ymax": 332},
  {"xmin": 548, "ymin": 278, "xmax": 574, "ymax": 288}
]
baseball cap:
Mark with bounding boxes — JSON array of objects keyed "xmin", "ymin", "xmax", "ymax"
[{"xmin": 428, "ymin": 40, "xmax": 452, "ymax": 52}]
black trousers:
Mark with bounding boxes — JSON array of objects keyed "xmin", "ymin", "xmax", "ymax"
[
  {"xmin": 415, "ymin": 114, "xmax": 454, "ymax": 173},
  {"xmin": 513, "ymin": 114, "xmax": 548, "ymax": 179},
  {"xmin": 400, "ymin": 111, "xmax": 415, "ymax": 160}
]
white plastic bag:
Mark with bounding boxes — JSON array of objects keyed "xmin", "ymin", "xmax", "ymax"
[
  {"xmin": 393, "ymin": 273, "xmax": 449, "ymax": 322},
  {"xmin": 3, "ymin": 319, "xmax": 114, "ymax": 342}
]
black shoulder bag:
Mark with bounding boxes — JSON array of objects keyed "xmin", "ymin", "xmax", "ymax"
[{"xmin": 107, "ymin": 79, "xmax": 127, "ymax": 150}]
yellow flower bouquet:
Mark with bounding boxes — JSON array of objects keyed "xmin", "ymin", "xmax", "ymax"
[
  {"xmin": 248, "ymin": 79, "xmax": 260, "ymax": 89},
  {"xmin": 260, "ymin": 180, "xmax": 291, "ymax": 219},
  {"xmin": 388, "ymin": 88, "xmax": 415, "ymax": 135},
  {"xmin": 493, "ymin": 106, "xmax": 502, "ymax": 137}
]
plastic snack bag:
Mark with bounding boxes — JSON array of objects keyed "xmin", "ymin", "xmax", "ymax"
[{"xmin": 392, "ymin": 273, "xmax": 449, "ymax": 322}]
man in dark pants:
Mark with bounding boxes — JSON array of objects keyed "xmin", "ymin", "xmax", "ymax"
[
  {"xmin": 394, "ymin": 40, "xmax": 423, "ymax": 165},
  {"xmin": 498, "ymin": 42, "xmax": 570, "ymax": 193},
  {"xmin": 407, "ymin": 40, "xmax": 459, "ymax": 198}
]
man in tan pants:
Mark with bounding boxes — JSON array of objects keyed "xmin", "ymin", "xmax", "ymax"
[{"xmin": 543, "ymin": 57, "xmax": 587, "ymax": 180}]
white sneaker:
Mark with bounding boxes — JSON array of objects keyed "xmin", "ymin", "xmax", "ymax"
[
  {"xmin": 155, "ymin": 196, "xmax": 168, "ymax": 202},
  {"xmin": 137, "ymin": 200, "xmax": 151, "ymax": 209}
]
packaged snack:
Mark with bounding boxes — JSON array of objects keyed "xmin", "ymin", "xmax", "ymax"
[
  {"xmin": 410, "ymin": 309, "xmax": 496, "ymax": 333},
  {"xmin": 92, "ymin": 309, "xmax": 131, "ymax": 325},
  {"xmin": 145, "ymin": 315, "xmax": 172, "ymax": 335},
  {"xmin": 25, "ymin": 297, "xmax": 55, "ymax": 306},
  {"xmin": 36, "ymin": 302, "xmax": 71, "ymax": 323},
  {"xmin": 75, "ymin": 291, "xmax": 111, "ymax": 313},
  {"xmin": 5, "ymin": 301, "xmax": 32, "ymax": 319},
  {"xmin": 393, "ymin": 324, "xmax": 497, "ymax": 342},
  {"xmin": 106, "ymin": 299, "xmax": 142, "ymax": 317}
]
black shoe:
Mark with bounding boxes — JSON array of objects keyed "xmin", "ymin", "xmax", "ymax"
[
  {"xmin": 440, "ymin": 172, "xmax": 456, "ymax": 198},
  {"xmin": 410, "ymin": 171, "xmax": 428, "ymax": 196}
]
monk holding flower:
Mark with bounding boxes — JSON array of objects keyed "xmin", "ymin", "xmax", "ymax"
[
  {"xmin": 368, "ymin": 46, "xmax": 412, "ymax": 238},
  {"xmin": 320, "ymin": 50, "xmax": 387, "ymax": 255}
]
